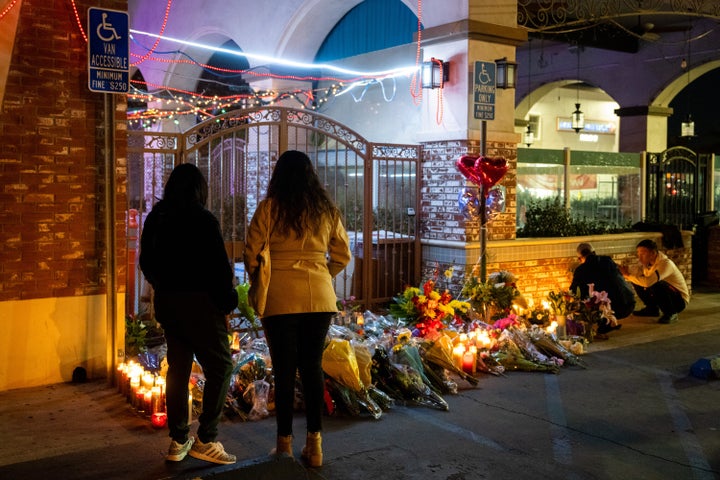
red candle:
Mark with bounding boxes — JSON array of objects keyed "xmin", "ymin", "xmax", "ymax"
[
  {"xmin": 135, "ymin": 387, "xmax": 147, "ymax": 412},
  {"xmin": 462, "ymin": 351, "xmax": 476, "ymax": 374},
  {"xmin": 151, "ymin": 412, "xmax": 167, "ymax": 428}
]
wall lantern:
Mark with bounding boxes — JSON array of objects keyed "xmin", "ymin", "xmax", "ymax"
[
  {"xmin": 523, "ymin": 124, "xmax": 534, "ymax": 147},
  {"xmin": 681, "ymin": 114, "xmax": 695, "ymax": 137},
  {"xmin": 495, "ymin": 57, "xmax": 518, "ymax": 89},
  {"xmin": 421, "ymin": 58, "xmax": 449, "ymax": 89},
  {"xmin": 571, "ymin": 102, "xmax": 585, "ymax": 133}
]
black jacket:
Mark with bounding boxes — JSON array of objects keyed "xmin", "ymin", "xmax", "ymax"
[
  {"xmin": 139, "ymin": 200, "xmax": 237, "ymax": 315},
  {"xmin": 570, "ymin": 254, "xmax": 636, "ymax": 320}
]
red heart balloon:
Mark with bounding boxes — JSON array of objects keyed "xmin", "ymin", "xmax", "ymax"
[
  {"xmin": 477, "ymin": 156, "xmax": 508, "ymax": 193},
  {"xmin": 456, "ymin": 155, "xmax": 482, "ymax": 186},
  {"xmin": 457, "ymin": 155, "xmax": 508, "ymax": 195}
]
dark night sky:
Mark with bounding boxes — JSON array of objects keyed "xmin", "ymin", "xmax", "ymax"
[{"xmin": 667, "ymin": 67, "xmax": 720, "ymax": 153}]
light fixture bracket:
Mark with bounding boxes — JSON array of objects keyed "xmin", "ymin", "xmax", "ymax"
[
  {"xmin": 495, "ymin": 57, "xmax": 518, "ymax": 89},
  {"xmin": 421, "ymin": 58, "xmax": 449, "ymax": 89}
]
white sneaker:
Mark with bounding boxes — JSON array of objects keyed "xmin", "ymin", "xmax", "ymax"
[
  {"xmin": 188, "ymin": 439, "xmax": 237, "ymax": 465},
  {"xmin": 166, "ymin": 437, "xmax": 194, "ymax": 462}
]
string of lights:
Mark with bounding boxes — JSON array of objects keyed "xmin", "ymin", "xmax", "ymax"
[
  {"xmin": 63, "ymin": 0, "xmax": 435, "ymax": 124},
  {"xmin": 0, "ymin": 0, "xmax": 21, "ymax": 21}
]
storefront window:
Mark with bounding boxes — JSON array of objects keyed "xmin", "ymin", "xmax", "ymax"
[{"xmin": 517, "ymin": 149, "xmax": 641, "ymax": 230}]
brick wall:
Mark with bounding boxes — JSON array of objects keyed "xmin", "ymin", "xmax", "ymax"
[
  {"xmin": 420, "ymin": 138, "xmax": 517, "ymax": 245},
  {"xmin": 484, "ymin": 239, "xmax": 692, "ymax": 305},
  {"xmin": 0, "ymin": 0, "xmax": 128, "ymax": 301}
]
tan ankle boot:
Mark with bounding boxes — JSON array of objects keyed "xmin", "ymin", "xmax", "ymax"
[
  {"xmin": 301, "ymin": 431, "xmax": 322, "ymax": 467},
  {"xmin": 270, "ymin": 434, "xmax": 293, "ymax": 458}
]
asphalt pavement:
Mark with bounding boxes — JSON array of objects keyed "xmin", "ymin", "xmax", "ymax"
[{"xmin": 1, "ymin": 288, "xmax": 719, "ymax": 480}]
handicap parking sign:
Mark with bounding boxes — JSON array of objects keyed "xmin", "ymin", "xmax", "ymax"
[{"xmin": 88, "ymin": 7, "xmax": 129, "ymax": 93}]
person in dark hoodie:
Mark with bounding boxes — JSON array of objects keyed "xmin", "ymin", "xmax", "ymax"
[
  {"xmin": 140, "ymin": 163, "xmax": 238, "ymax": 465},
  {"xmin": 570, "ymin": 242, "xmax": 636, "ymax": 334}
]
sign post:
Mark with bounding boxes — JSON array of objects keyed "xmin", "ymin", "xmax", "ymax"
[
  {"xmin": 88, "ymin": 7, "xmax": 129, "ymax": 93},
  {"xmin": 472, "ymin": 61, "xmax": 497, "ymax": 282}
]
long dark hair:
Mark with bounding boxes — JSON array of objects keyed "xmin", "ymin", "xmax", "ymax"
[
  {"xmin": 267, "ymin": 150, "xmax": 336, "ymax": 237},
  {"xmin": 163, "ymin": 163, "xmax": 208, "ymax": 208}
]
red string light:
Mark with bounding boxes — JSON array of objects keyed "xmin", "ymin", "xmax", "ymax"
[
  {"xmin": 0, "ymin": 0, "xmax": 20, "ymax": 21},
  {"xmin": 60, "ymin": 0, "xmax": 424, "ymax": 122},
  {"xmin": 132, "ymin": 0, "xmax": 173, "ymax": 66},
  {"xmin": 69, "ymin": 0, "xmax": 87, "ymax": 43},
  {"xmin": 409, "ymin": 0, "xmax": 423, "ymax": 106},
  {"xmin": 433, "ymin": 57, "xmax": 444, "ymax": 124}
]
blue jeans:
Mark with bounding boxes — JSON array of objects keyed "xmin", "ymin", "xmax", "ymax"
[{"xmin": 262, "ymin": 312, "xmax": 332, "ymax": 436}]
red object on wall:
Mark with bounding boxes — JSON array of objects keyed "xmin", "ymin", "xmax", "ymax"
[{"xmin": 127, "ymin": 209, "xmax": 139, "ymax": 314}]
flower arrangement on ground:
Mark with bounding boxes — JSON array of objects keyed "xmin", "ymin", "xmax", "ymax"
[
  {"xmin": 390, "ymin": 278, "xmax": 470, "ymax": 338},
  {"xmin": 573, "ymin": 285, "xmax": 617, "ymax": 342},
  {"xmin": 545, "ymin": 287, "xmax": 616, "ymax": 342},
  {"xmin": 460, "ymin": 270, "xmax": 526, "ymax": 321}
]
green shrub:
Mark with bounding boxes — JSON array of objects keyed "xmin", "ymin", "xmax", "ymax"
[{"xmin": 517, "ymin": 197, "xmax": 632, "ymax": 237}]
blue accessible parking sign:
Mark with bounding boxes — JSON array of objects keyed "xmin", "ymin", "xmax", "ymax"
[
  {"xmin": 473, "ymin": 61, "xmax": 496, "ymax": 120},
  {"xmin": 88, "ymin": 7, "xmax": 129, "ymax": 93}
]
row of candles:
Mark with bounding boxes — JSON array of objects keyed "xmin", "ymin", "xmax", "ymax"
[
  {"xmin": 117, "ymin": 360, "xmax": 173, "ymax": 428},
  {"xmin": 449, "ymin": 316, "xmax": 565, "ymax": 375},
  {"xmin": 451, "ymin": 329, "xmax": 493, "ymax": 374}
]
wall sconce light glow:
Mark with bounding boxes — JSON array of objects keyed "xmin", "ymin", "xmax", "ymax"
[
  {"xmin": 421, "ymin": 58, "xmax": 449, "ymax": 89},
  {"xmin": 495, "ymin": 57, "xmax": 518, "ymax": 89}
]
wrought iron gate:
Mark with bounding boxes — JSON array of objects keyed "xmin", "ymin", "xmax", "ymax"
[
  {"xmin": 126, "ymin": 107, "xmax": 421, "ymax": 315},
  {"xmin": 646, "ymin": 146, "xmax": 712, "ymax": 229}
]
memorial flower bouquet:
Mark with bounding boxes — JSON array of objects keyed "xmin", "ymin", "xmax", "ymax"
[
  {"xmin": 573, "ymin": 286, "xmax": 617, "ymax": 341},
  {"xmin": 461, "ymin": 270, "xmax": 525, "ymax": 321},
  {"xmin": 390, "ymin": 279, "xmax": 470, "ymax": 338}
]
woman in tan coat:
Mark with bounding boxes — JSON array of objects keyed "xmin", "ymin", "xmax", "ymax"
[{"xmin": 244, "ymin": 150, "xmax": 351, "ymax": 467}]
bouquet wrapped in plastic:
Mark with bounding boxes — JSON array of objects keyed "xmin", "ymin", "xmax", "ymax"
[
  {"xmin": 492, "ymin": 330, "xmax": 560, "ymax": 374},
  {"xmin": 226, "ymin": 348, "xmax": 270, "ymax": 420},
  {"xmin": 322, "ymin": 337, "xmax": 383, "ymax": 419},
  {"xmin": 419, "ymin": 334, "xmax": 479, "ymax": 386},
  {"xmin": 371, "ymin": 346, "xmax": 449, "ymax": 411},
  {"xmin": 527, "ymin": 325, "xmax": 586, "ymax": 368}
]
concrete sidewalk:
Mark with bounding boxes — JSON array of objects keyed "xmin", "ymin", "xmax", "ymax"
[{"xmin": 1, "ymin": 288, "xmax": 719, "ymax": 480}]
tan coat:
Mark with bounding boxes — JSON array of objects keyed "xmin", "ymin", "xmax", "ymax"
[{"xmin": 244, "ymin": 198, "xmax": 351, "ymax": 317}]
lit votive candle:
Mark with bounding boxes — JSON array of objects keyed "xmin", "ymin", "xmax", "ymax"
[
  {"xmin": 143, "ymin": 389, "xmax": 153, "ymax": 415},
  {"xmin": 116, "ymin": 362, "xmax": 125, "ymax": 393},
  {"xmin": 187, "ymin": 392, "xmax": 193, "ymax": 425},
  {"xmin": 129, "ymin": 374, "xmax": 141, "ymax": 403},
  {"xmin": 142, "ymin": 371, "xmax": 154, "ymax": 390},
  {"xmin": 151, "ymin": 386, "xmax": 163, "ymax": 414},
  {"xmin": 151, "ymin": 412, "xmax": 167, "ymax": 428},
  {"xmin": 135, "ymin": 386, "xmax": 147, "ymax": 412},
  {"xmin": 462, "ymin": 351, "xmax": 476, "ymax": 374},
  {"xmin": 452, "ymin": 344, "xmax": 465, "ymax": 370}
]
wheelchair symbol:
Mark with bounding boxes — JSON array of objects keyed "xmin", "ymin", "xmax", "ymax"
[
  {"xmin": 477, "ymin": 64, "xmax": 492, "ymax": 84},
  {"xmin": 96, "ymin": 12, "xmax": 121, "ymax": 42}
]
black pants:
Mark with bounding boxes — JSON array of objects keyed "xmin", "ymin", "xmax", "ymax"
[
  {"xmin": 262, "ymin": 312, "xmax": 332, "ymax": 437},
  {"xmin": 155, "ymin": 292, "xmax": 233, "ymax": 444},
  {"xmin": 633, "ymin": 281, "xmax": 686, "ymax": 316}
]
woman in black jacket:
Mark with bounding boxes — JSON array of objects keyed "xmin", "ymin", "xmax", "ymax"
[{"xmin": 140, "ymin": 163, "xmax": 238, "ymax": 465}]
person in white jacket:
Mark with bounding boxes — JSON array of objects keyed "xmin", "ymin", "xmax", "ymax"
[{"xmin": 619, "ymin": 239, "xmax": 689, "ymax": 324}]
